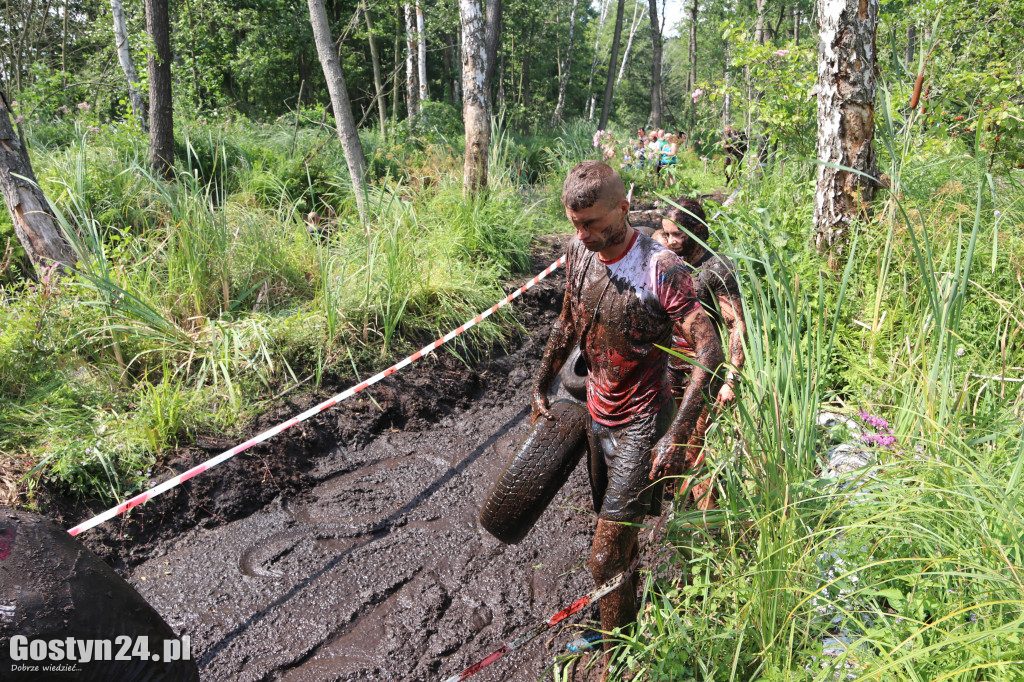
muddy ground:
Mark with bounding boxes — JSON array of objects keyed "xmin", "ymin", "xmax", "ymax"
[{"xmin": 55, "ymin": 237, "xmax": 628, "ymax": 681}]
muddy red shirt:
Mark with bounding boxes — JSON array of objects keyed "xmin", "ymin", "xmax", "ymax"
[{"xmin": 565, "ymin": 231, "xmax": 700, "ymax": 426}]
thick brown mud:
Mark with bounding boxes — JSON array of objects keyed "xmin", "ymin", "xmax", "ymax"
[{"xmin": 52, "ymin": 239, "xmax": 626, "ymax": 681}]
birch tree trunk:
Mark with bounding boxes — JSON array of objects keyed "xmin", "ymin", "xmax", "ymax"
[
  {"xmin": 415, "ymin": 0, "xmax": 428, "ymax": 103},
  {"xmin": 145, "ymin": 0, "xmax": 174, "ymax": 178},
  {"xmin": 648, "ymin": 0, "xmax": 662, "ymax": 128},
  {"xmin": 754, "ymin": 0, "xmax": 767, "ymax": 44},
  {"xmin": 585, "ymin": 0, "xmax": 611, "ymax": 120},
  {"xmin": 551, "ymin": 0, "xmax": 579, "ymax": 126},
  {"xmin": 110, "ymin": 0, "xmax": 147, "ymax": 131},
  {"xmin": 362, "ymin": 1, "xmax": 387, "ymax": 136},
  {"xmin": 404, "ymin": 3, "xmax": 419, "ymax": 119},
  {"xmin": 460, "ymin": 0, "xmax": 489, "ymax": 198},
  {"xmin": 307, "ymin": 0, "xmax": 368, "ymax": 220},
  {"xmin": 615, "ymin": 0, "xmax": 646, "ymax": 87},
  {"xmin": 598, "ymin": 0, "xmax": 626, "ymax": 130},
  {"xmin": 813, "ymin": 0, "xmax": 879, "ymax": 264},
  {"xmin": 0, "ymin": 86, "xmax": 76, "ymax": 271}
]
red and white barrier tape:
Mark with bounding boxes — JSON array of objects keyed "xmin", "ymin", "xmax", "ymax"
[
  {"xmin": 442, "ymin": 514, "xmax": 668, "ymax": 682},
  {"xmin": 67, "ymin": 255, "xmax": 567, "ymax": 537}
]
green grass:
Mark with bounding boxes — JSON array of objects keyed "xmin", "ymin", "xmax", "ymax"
[
  {"xmin": 0, "ymin": 118, "xmax": 552, "ymax": 505},
  {"xmin": 585, "ymin": 121, "xmax": 1024, "ymax": 680}
]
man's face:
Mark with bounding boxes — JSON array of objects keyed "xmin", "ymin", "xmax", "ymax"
[
  {"xmin": 659, "ymin": 218, "xmax": 689, "ymax": 255},
  {"xmin": 566, "ymin": 199, "xmax": 628, "ymax": 253}
]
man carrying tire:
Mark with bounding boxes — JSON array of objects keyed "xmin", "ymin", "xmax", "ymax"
[{"xmin": 531, "ymin": 161, "xmax": 723, "ymax": 679}]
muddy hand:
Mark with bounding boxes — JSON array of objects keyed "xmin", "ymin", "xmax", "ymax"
[
  {"xmin": 649, "ymin": 438, "xmax": 688, "ymax": 480},
  {"xmin": 531, "ymin": 391, "xmax": 554, "ymax": 423}
]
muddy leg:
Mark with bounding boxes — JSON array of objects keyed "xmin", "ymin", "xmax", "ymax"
[{"xmin": 589, "ymin": 518, "xmax": 640, "ymax": 680}]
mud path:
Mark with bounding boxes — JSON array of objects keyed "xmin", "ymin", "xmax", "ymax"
[{"xmin": 112, "ymin": 242, "xmax": 606, "ymax": 681}]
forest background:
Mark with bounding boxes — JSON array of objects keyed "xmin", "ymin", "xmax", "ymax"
[{"xmin": 2, "ymin": 0, "xmax": 1024, "ymax": 678}]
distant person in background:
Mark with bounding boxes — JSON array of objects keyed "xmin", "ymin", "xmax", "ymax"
[
  {"xmin": 647, "ymin": 130, "xmax": 664, "ymax": 173},
  {"xmin": 722, "ymin": 125, "xmax": 748, "ymax": 185},
  {"xmin": 660, "ymin": 133, "xmax": 679, "ymax": 187},
  {"xmin": 653, "ymin": 199, "xmax": 746, "ymax": 509}
]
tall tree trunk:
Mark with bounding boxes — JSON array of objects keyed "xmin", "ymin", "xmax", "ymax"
[
  {"xmin": 723, "ymin": 46, "xmax": 731, "ymax": 127},
  {"xmin": 598, "ymin": 0, "xmax": 626, "ymax": 130},
  {"xmin": 307, "ymin": 0, "xmax": 368, "ymax": 220},
  {"xmin": 552, "ymin": 0, "xmax": 579, "ymax": 126},
  {"xmin": 392, "ymin": 29, "xmax": 402, "ymax": 128},
  {"xmin": 454, "ymin": 29, "xmax": 463, "ymax": 103},
  {"xmin": 687, "ymin": 0, "xmax": 697, "ymax": 92},
  {"xmin": 794, "ymin": 5, "xmax": 800, "ymax": 44},
  {"xmin": 905, "ymin": 23, "xmax": 917, "ymax": 69},
  {"xmin": 404, "ymin": 3, "xmax": 419, "ymax": 119},
  {"xmin": 109, "ymin": 0, "xmax": 147, "ymax": 130},
  {"xmin": 442, "ymin": 33, "xmax": 455, "ymax": 104},
  {"xmin": 145, "ymin": 0, "xmax": 174, "ymax": 178},
  {"xmin": 361, "ymin": 1, "xmax": 387, "ymax": 136},
  {"xmin": 813, "ymin": 0, "xmax": 879, "ymax": 265},
  {"xmin": 0, "ymin": 86, "xmax": 76, "ymax": 270},
  {"xmin": 754, "ymin": 0, "xmax": 767, "ymax": 44},
  {"xmin": 484, "ymin": 0, "xmax": 502, "ymax": 87},
  {"xmin": 520, "ymin": 12, "xmax": 537, "ymax": 132},
  {"xmin": 415, "ymin": 0, "xmax": 428, "ymax": 104},
  {"xmin": 460, "ymin": 0, "xmax": 489, "ymax": 197},
  {"xmin": 648, "ymin": 0, "xmax": 662, "ymax": 128},
  {"xmin": 585, "ymin": 0, "xmax": 611, "ymax": 120},
  {"xmin": 615, "ymin": 0, "xmax": 646, "ymax": 87}
]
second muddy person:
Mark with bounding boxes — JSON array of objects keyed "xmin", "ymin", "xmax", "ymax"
[
  {"xmin": 531, "ymin": 161, "xmax": 724, "ymax": 680},
  {"xmin": 654, "ymin": 199, "xmax": 745, "ymax": 509}
]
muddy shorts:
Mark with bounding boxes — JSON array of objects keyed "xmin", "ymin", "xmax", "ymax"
[{"xmin": 586, "ymin": 400, "xmax": 675, "ymax": 523}]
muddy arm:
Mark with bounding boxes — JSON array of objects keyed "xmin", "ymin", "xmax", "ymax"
[
  {"xmin": 716, "ymin": 293, "xmax": 746, "ymax": 404},
  {"xmin": 532, "ymin": 286, "xmax": 577, "ymax": 421},
  {"xmin": 650, "ymin": 306, "xmax": 724, "ymax": 479}
]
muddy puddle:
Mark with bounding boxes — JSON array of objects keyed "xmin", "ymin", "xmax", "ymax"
[{"xmin": 117, "ymin": 249, "xmax": 609, "ymax": 681}]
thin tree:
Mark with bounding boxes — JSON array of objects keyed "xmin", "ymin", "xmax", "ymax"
[
  {"xmin": 0, "ymin": 85, "xmax": 76, "ymax": 271},
  {"xmin": 552, "ymin": 0, "xmax": 580, "ymax": 126},
  {"xmin": 615, "ymin": 0, "xmax": 647, "ymax": 87},
  {"xmin": 416, "ymin": 0, "xmax": 428, "ymax": 104},
  {"xmin": 598, "ymin": 0, "xmax": 626, "ymax": 130},
  {"xmin": 404, "ymin": 3, "xmax": 419, "ymax": 119},
  {"xmin": 361, "ymin": 1, "xmax": 387, "ymax": 136},
  {"xmin": 687, "ymin": 0, "xmax": 697, "ymax": 92},
  {"xmin": 307, "ymin": 0, "xmax": 368, "ymax": 220},
  {"xmin": 585, "ymin": 0, "xmax": 611, "ymax": 120},
  {"xmin": 145, "ymin": 0, "xmax": 174, "ymax": 178},
  {"xmin": 813, "ymin": 0, "xmax": 880, "ymax": 265},
  {"xmin": 754, "ymin": 0, "xmax": 768, "ymax": 44},
  {"xmin": 648, "ymin": 0, "xmax": 662, "ymax": 128},
  {"xmin": 109, "ymin": 0, "xmax": 147, "ymax": 130},
  {"xmin": 460, "ymin": 0, "xmax": 489, "ymax": 197},
  {"xmin": 484, "ymin": 0, "xmax": 502, "ymax": 86}
]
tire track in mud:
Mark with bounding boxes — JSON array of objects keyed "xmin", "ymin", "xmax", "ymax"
[{"xmin": 124, "ymin": 249, "xmax": 603, "ymax": 682}]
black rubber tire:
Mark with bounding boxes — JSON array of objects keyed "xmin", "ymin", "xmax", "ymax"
[
  {"xmin": 559, "ymin": 346, "xmax": 588, "ymax": 403},
  {"xmin": 479, "ymin": 400, "xmax": 589, "ymax": 544},
  {"xmin": 0, "ymin": 509, "xmax": 200, "ymax": 682}
]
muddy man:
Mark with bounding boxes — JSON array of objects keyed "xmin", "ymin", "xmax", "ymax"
[{"xmin": 532, "ymin": 161, "xmax": 724, "ymax": 679}]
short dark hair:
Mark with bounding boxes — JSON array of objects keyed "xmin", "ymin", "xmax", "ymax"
[
  {"xmin": 561, "ymin": 161, "xmax": 626, "ymax": 211},
  {"xmin": 663, "ymin": 198, "xmax": 707, "ymax": 241}
]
